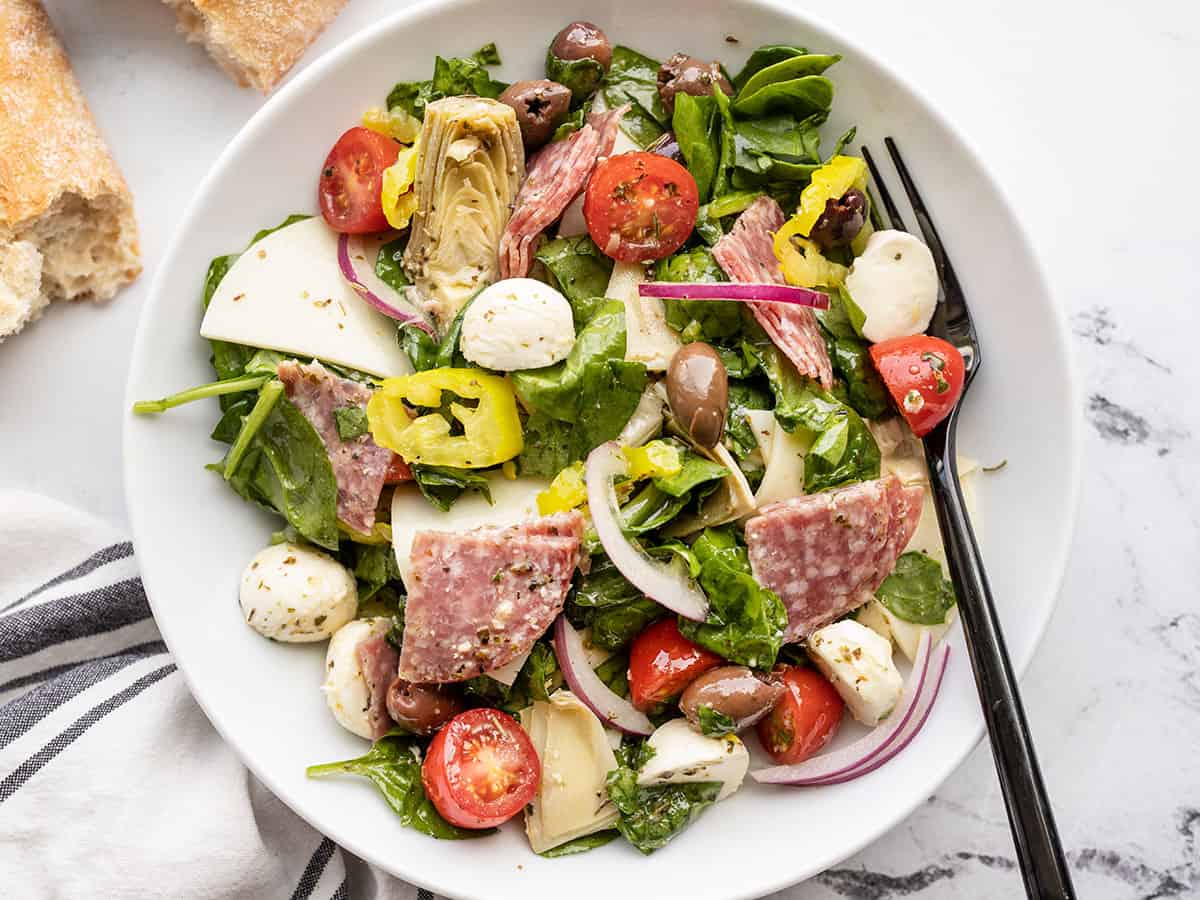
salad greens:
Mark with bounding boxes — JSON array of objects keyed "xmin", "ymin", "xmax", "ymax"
[
  {"xmin": 656, "ymin": 247, "xmax": 742, "ymax": 344},
  {"xmin": 387, "ymin": 45, "xmax": 507, "ymax": 119},
  {"xmin": 605, "ymin": 765, "xmax": 721, "ymax": 855},
  {"xmin": 600, "ymin": 46, "xmax": 670, "ymax": 146},
  {"xmin": 410, "ymin": 465, "xmax": 494, "ymax": 512},
  {"xmin": 535, "ymin": 235, "xmax": 613, "ymax": 327},
  {"xmin": 876, "ymin": 552, "xmax": 958, "ymax": 625},
  {"xmin": 568, "ymin": 555, "xmax": 664, "ymax": 651},
  {"xmin": 696, "ymin": 705, "xmax": 737, "ymax": 738}
]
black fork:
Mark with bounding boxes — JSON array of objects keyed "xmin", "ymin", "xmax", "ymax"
[{"xmin": 861, "ymin": 138, "xmax": 1075, "ymax": 899}]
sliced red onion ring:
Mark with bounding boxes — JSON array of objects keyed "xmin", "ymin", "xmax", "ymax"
[
  {"xmin": 585, "ymin": 442, "xmax": 709, "ymax": 622},
  {"xmin": 751, "ymin": 631, "xmax": 944, "ymax": 785},
  {"xmin": 638, "ymin": 281, "xmax": 830, "ymax": 309},
  {"xmin": 337, "ymin": 233, "xmax": 435, "ymax": 334},
  {"xmin": 553, "ymin": 616, "xmax": 653, "ymax": 735}
]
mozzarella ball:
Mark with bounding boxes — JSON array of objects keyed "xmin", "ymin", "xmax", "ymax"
[
  {"xmin": 460, "ymin": 278, "xmax": 576, "ymax": 371},
  {"xmin": 844, "ymin": 230, "xmax": 938, "ymax": 344},
  {"xmin": 323, "ymin": 617, "xmax": 390, "ymax": 739},
  {"xmin": 807, "ymin": 619, "xmax": 904, "ymax": 727},
  {"xmin": 239, "ymin": 542, "xmax": 357, "ymax": 642}
]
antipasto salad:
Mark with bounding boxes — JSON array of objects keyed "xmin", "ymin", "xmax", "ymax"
[{"xmin": 136, "ymin": 23, "xmax": 979, "ymax": 856}]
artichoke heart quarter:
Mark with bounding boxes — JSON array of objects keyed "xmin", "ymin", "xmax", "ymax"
[{"xmin": 403, "ymin": 97, "xmax": 525, "ymax": 332}]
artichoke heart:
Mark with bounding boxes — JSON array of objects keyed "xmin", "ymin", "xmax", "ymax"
[{"xmin": 403, "ymin": 96, "xmax": 525, "ymax": 332}]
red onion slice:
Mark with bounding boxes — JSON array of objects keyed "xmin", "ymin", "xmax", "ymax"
[
  {"xmin": 337, "ymin": 233, "xmax": 435, "ymax": 334},
  {"xmin": 585, "ymin": 442, "xmax": 709, "ymax": 622},
  {"xmin": 553, "ymin": 616, "xmax": 653, "ymax": 735},
  {"xmin": 638, "ymin": 281, "xmax": 830, "ymax": 309},
  {"xmin": 751, "ymin": 631, "xmax": 943, "ymax": 785}
]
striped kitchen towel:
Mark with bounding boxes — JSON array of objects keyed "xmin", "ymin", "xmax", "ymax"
[{"xmin": 0, "ymin": 491, "xmax": 432, "ymax": 900}]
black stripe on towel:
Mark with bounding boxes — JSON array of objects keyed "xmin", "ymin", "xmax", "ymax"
[
  {"xmin": 0, "ymin": 641, "xmax": 168, "ymax": 750},
  {"xmin": 1, "ymin": 541, "xmax": 134, "ymax": 613},
  {"xmin": 0, "ymin": 662, "xmax": 176, "ymax": 803},
  {"xmin": 290, "ymin": 836, "xmax": 337, "ymax": 900},
  {"xmin": 0, "ymin": 577, "xmax": 151, "ymax": 663}
]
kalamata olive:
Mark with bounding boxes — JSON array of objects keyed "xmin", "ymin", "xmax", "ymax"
[
  {"xmin": 666, "ymin": 342, "xmax": 728, "ymax": 449},
  {"xmin": 656, "ymin": 53, "xmax": 735, "ymax": 116},
  {"xmin": 550, "ymin": 21, "xmax": 613, "ymax": 68},
  {"xmin": 386, "ymin": 677, "xmax": 465, "ymax": 735},
  {"xmin": 498, "ymin": 79, "xmax": 573, "ymax": 149},
  {"xmin": 680, "ymin": 666, "xmax": 787, "ymax": 732},
  {"xmin": 809, "ymin": 188, "xmax": 868, "ymax": 252}
]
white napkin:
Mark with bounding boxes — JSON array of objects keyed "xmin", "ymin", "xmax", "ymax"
[{"xmin": 0, "ymin": 491, "xmax": 429, "ymax": 900}]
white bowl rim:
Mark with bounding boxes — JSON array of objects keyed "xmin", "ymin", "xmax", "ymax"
[{"xmin": 123, "ymin": 0, "xmax": 1083, "ymax": 894}]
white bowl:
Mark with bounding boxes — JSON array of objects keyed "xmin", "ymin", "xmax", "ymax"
[{"xmin": 124, "ymin": 1, "xmax": 1081, "ymax": 896}]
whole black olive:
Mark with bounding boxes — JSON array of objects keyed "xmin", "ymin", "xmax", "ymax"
[
  {"xmin": 809, "ymin": 188, "xmax": 868, "ymax": 252},
  {"xmin": 498, "ymin": 80, "xmax": 573, "ymax": 149},
  {"xmin": 657, "ymin": 53, "xmax": 734, "ymax": 116},
  {"xmin": 386, "ymin": 678, "xmax": 465, "ymax": 735},
  {"xmin": 666, "ymin": 342, "xmax": 729, "ymax": 449}
]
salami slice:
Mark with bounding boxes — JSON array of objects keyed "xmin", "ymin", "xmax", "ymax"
[
  {"xmin": 712, "ymin": 196, "xmax": 834, "ymax": 388},
  {"xmin": 355, "ymin": 633, "xmax": 400, "ymax": 740},
  {"xmin": 277, "ymin": 361, "xmax": 393, "ymax": 534},
  {"xmin": 745, "ymin": 476, "xmax": 923, "ymax": 640},
  {"xmin": 498, "ymin": 106, "xmax": 627, "ymax": 280},
  {"xmin": 397, "ymin": 512, "xmax": 584, "ymax": 683}
]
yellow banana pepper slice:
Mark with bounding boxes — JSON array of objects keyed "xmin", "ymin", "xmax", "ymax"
[
  {"xmin": 537, "ymin": 462, "xmax": 588, "ymax": 515},
  {"xmin": 622, "ymin": 440, "xmax": 682, "ymax": 480},
  {"xmin": 381, "ymin": 141, "xmax": 421, "ymax": 230},
  {"xmin": 792, "ymin": 155, "xmax": 869, "ymax": 237},
  {"xmin": 773, "ymin": 218, "xmax": 849, "ymax": 288},
  {"xmin": 362, "ymin": 106, "xmax": 421, "ymax": 143}
]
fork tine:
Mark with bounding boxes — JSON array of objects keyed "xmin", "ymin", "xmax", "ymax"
[
  {"xmin": 860, "ymin": 145, "xmax": 907, "ymax": 232},
  {"xmin": 883, "ymin": 137, "xmax": 964, "ymax": 304}
]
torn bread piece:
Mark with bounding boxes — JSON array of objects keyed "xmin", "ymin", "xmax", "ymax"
[
  {"xmin": 164, "ymin": 0, "xmax": 349, "ymax": 93},
  {"xmin": 0, "ymin": 0, "xmax": 141, "ymax": 342}
]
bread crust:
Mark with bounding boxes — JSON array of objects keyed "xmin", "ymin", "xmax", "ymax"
[
  {"xmin": 0, "ymin": 0, "xmax": 140, "ymax": 317},
  {"xmin": 165, "ymin": 0, "xmax": 349, "ymax": 93}
]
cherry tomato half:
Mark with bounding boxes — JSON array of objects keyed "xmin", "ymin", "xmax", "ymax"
[
  {"xmin": 383, "ymin": 454, "xmax": 413, "ymax": 484},
  {"xmin": 628, "ymin": 618, "xmax": 723, "ymax": 712},
  {"xmin": 584, "ymin": 152, "xmax": 699, "ymax": 263},
  {"xmin": 869, "ymin": 335, "xmax": 966, "ymax": 438},
  {"xmin": 421, "ymin": 708, "xmax": 540, "ymax": 829},
  {"xmin": 318, "ymin": 126, "xmax": 400, "ymax": 234},
  {"xmin": 756, "ymin": 665, "xmax": 844, "ymax": 765}
]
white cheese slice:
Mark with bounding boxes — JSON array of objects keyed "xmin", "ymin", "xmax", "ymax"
[
  {"xmin": 389, "ymin": 472, "xmax": 550, "ymax": 590},
  {"xmin": 637, "ymin": 718, "xmax": 748, "ymax": 801},
  {"xmin": 521, "ymin": 691, "xmax": 620, "ymax": 853},
  {"xmin": 606, "ymin": 261, "xmax": 680, "ymax": 372},
  {"xmin": 200, "ymin": 217, "xmax": 414, "ymax": 378}
]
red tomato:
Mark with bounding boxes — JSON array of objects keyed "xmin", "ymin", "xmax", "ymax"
[
  {"xmin": 421, "ymin": 708, "xmax": 540, "ymax": 829},
  {"xmin": 584, "ymin": 152, "xmax": 699, "ymax": 262},
  {"xmin": 756, "ymin": 666, "xmax": 844, "ymax": 765},
  {"xmin": 869, "ymin": 335, "xmax": 965, "ymax": 438},
  {"xmin": 628, "ymin": 618, "xmax": 723, "ymax": 712},
  {"xmin": 383, "ymin": 454, "xmax": 412, "ymax": 484},
  {"xmin": 318, "ymin": 126, "xmax": 400, "ymax": 233}
]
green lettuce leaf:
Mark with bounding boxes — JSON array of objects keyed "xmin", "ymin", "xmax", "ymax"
[{"xmin": 876, "ymin": 552, "xmax": 958, "ymax": 625}]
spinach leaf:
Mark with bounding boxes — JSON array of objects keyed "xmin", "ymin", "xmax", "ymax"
[
  {"xmin": 411, "ymin": 464, "xmax": 494, "ymax": 512},
  {"xmin": 677, "ymin": 526, "xmax": 787, "ymax": 669},
  {"xmin": 520, "ymin": 641, "xmax": 560, "ymax": 703},
  {"xmin": 735, "ymin": 53, "xmax": 840, "ymax": 103},
  {"xmin": 614, "ymin": 736, "xmax": 656, "ymax": 771},
  {"xmin": 352, "ymin": 543, "xmax": 403, "ymax": 602},
  {"xmin": 334, "ymin": 406, "xmax": 370, "ymax": 441},
  {"xmin": 696, "ymin": 705, "xmax": 737, "ymax": 737},
  {"xmin": 694, "ymin": 190, "xmax": 764, "ymax": 244},
  {"xmin": 731, "ymin": 45, "xmax": 809, "ymax": 92},
  {"xmin": 711, "ymin": 86, "xmax": 737, "ymax": 198},
  {"xmin": 606, "ymin": 765, "xmax": 721, "ymax": 855},
  {"xmin": 401, "ymin": 299, "xmax": 471, "ymax": 372},
  {"xmin": 516, "ymin": 412, "xmax": 575, "ymax": 477},
  {"xmin": 387, "ymin": 45, "xmax": 506, "ymax": 118},
  {"xmin": 222, "ymin": 379, "xmax": 284, "ymax": 481},
  {"xmin": 569, "ymin": 555, "xmax": 662, "ymax": 651},
  {"xmin": 551, "ymin": 106, "xmax": 587, "ymax": 141},
  {"xmin": 601, "ymin": 46, "xmax": 669, "ymax": 147},
  {"xmin": 876, "ymin": 552, "xmax": 957, "ymax": 625},
  {"xmin": 620, "ymin": 482, "xmax": 689, "ymax": 534},
  {"xmin": 726, "ymin": 380, "xmax": 772, "ymax": 460},
  {"xmin": 802, "ymin": 403, "xmax": 880, "ymax": 493},
  {"xmin": 595, "ymin": 650, "xmax": 631, "ymax": 698},
  {"xmin": 672, "ymin": 93, "xmax": 720, "ymax": 202},
  {"xmin": 307, "ymin": 735, "xmax": 488, "ymax": 840},
  {"xmin": 131, "ymin": 373, "xmax": 270, "ymax": 415},
  {"xmin": 827, "ymin": 336, "xmax": 889, "ymax": 420},
  {"xmin": 210, "ymin": 397, "xmax": 251, "ymax": 444},
  {"xmin": 535, "ymin": 235, "xmax": 613, "ymax": 327},
  {"xmin": 537, "ymin": 831, "xmax": 619, "ymax": 858},
  {"xmin": 731, "ymin": 75, "xmax": 835, "ymax": 120},
  {"xmin": 462, "ymin": 640, "xmax": 559, "ymax": 714},
  {"xmin": 249, "ymin": 214, "xmax": 311, "ymax": 246},
  {"xmin": 375, "ymin": 237, "xmax": 410, "ymax": 292},
  {"xmin": 652, "ymin": 448, "xmax": 729, "ymax": 497},
  {"xmin": 655, "ymin": 247, "xmax": 741, "ymax": 343}
]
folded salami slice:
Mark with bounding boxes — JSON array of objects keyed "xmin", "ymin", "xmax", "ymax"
[
  {"xmin": 277, "ymin": 360, "xmax": 393, "ymax": 535},
  {"xmin": 712, "ymin": 196, "xmax": 833, "ymax": 389},
  {"xmin": 355, "ymin": 633, "xmax": 400, "ymax": 740},
  {"xmin": 498, "ymin": 106, "xmax": 626, "ymax": 279},
  {"xmin": 745, "ymin": 476, "xmax": 923, "ymax": 640},
  {"xmin": 398, "ymin": 512, "xmax": 584, "ymax": 683}
]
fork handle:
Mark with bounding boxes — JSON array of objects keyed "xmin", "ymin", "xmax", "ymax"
[{"xmin": 923, "ymin": 441, "xmax": 1076, "ymax": 899}]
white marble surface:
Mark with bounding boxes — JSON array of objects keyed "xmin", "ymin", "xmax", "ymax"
[{"xmin": 2, "ymin": 1, "xmax": 1198, "ymax": 897}]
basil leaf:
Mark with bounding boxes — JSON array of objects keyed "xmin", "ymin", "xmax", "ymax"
[
  {"xmin": 569, "ymin": 555, "xmax": 663, "ymax": 651},
  {"xmin": 537, "ymin": 831, "xmax": 620, "ymax": 858},
  {"xmin": 388, "ymin": 46, "xmax": 506, "ymax": 119},
  {"xmin": 606, "ymin": 766, "xmax": 721, "ymax": 854},
  {"xmin": 696, "ymin": 705, "xmax": 737, "ymax": 737},
  {"xmin": 411, "ymin": 465, "xmax": 493, "ymax": 512},
  {"xmin": 876, "ymin": 552, "xmax": 957, "ymax": 625},
  {"xmin": 601, "ymin": 46, "xmax": 668, "ymax": 147},
  {"xmin": 334, "ymin": 406, "xmax": 370, "ymax": 441}
]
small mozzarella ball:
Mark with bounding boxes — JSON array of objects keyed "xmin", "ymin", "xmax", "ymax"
[
  {"xmin": 460, "ymin": 278, "xmax": 576, "ymax": 370},
  {"xmin": 844, "ymin": 230, "xmax": 938, "ymax": 344},
  {"xmin": 323, "ymin": 617, "xmax": 390, "ymax": 739},
  {"xmin": 807, "ymin": 619, "xmax": 904, "ymax": 727},
  {"xmin": 239, "ymin": 542, "xmax": 357, "ymax": 642}
]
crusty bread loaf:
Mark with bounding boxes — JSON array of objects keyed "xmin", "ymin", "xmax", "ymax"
[
  {"xmin": 0, "ymin": 0, "xmax": 141, "ymax": 342},
  {"xmin": 164, "ymin": 0, "xmax": 349, "ymax": 94}
]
